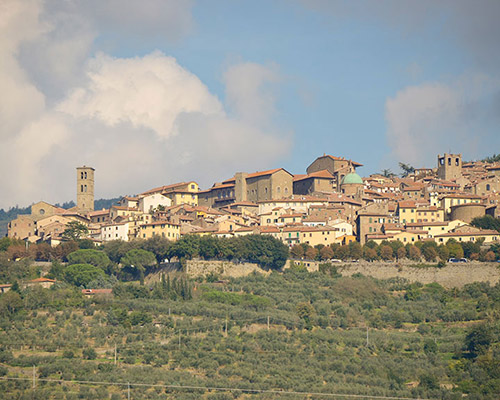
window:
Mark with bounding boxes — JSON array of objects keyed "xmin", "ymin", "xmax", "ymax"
[
  {"xmin": 486, "ymin": 184, "xmax": 491, "ymax": 191},
  {"xmin": 81, "ymin": 172, "xmax": 84, "ymax": 179},
  {"xmin": 84, "ymin": 171, "xmax": 87, "ymax": 179},
  {"xmin": 81, "ymin": 185, "xmax": 84, "ymax": 192},
  {"xmin": 191, "ymin": 184, "xmax": 195, "ymax": 189}
]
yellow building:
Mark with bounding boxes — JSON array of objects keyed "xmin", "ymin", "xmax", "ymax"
[
  {"xmin": 405, "ymin": 220, "xmax": 467, "ymax": 238},
  {"xmin": 435, "ymin": 228, "xmax": 499, "ymax": 245},
  {"xmin": 139, "ymin": 220, "xmax": 180, "ymax": 240},
  {"xmin": 438, "ymin": 193, "xmax": 484, "ymax": 214},
  {"xmin": 281, "ymin": 225, "xmax": 339, "ymax": 247}
]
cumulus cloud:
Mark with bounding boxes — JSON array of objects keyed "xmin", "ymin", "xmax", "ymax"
[
  {"xmin": 59, "ymin": 52, "xmax": 223, "ymax": 138},
  {"xmin": 0, "ymin": 0, "xmax": 291, "ymax": 209},
  {"xmin": 385, "ymin": 76, "xmax": 500, "ymax": 167}
]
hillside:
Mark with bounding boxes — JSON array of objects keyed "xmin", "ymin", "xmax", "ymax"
[{"xmin": 0, "ymin": 261, "xmax": 499, "ymax": 399}]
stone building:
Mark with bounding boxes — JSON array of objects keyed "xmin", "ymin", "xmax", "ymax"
[
  {"xmin": 77, "ymin": 166, "xmax": 95, "ymax": 213},
  {"xmin": 306, "ymin": 154, "xmax": 362, "ymax": 191},
  {"xmin": 199, "ymin": 168, "xmax": 293, "ymax": 208},
  {"xmin": 437, "ymin": 153, "xmax": 462, "ymax": 181},
  {"xmin": 293, "ymin": 170, "xmax": 335, "ymax": 195}
]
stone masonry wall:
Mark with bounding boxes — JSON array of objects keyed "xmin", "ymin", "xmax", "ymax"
[{"xmin": 150, "ymin": 259, "xmax": 499, "ymax": 288}]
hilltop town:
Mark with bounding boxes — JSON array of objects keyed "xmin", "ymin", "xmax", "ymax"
[{"xmin": 6, "ymin": 153, "xmax": 500, "ymax": 253}]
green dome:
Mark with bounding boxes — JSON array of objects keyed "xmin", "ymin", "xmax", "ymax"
[{"xmin": 341, "ymin": 172, "xmax": 363, "ymax": 185}]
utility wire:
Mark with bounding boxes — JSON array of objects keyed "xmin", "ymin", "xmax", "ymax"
[{"xmin": 0, "ymin": 376, "xmax": 431, "ymax": 400}]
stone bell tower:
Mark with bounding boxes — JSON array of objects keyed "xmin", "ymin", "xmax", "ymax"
[{"xmin": 76, "ymin": 166, "xmax": 95, "ymax": 212}]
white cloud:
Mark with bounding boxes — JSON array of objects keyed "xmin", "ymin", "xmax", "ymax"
[
  {"xmin": 385, "ymin": 76, "xmax": 500, "ymax": 167},
  {"xmin": 59, "ymin": 52, "xmax": 224, "ymax": 139},
  {"xmin": 224, "ymin": 62, "xmax": 280, "ymax": 127},
  {"xmin": 0, "ymin": 1, "xmax": 291, "ymax": 209}
]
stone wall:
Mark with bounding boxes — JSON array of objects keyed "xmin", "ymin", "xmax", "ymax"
[
  {"xmin": 337, "ymin": 261, "xmax": 499, "ymax": 288},
  {"xmin": 151, "ymin": 259, "xmax": 270, "ymax": 279},
  {"xmin": 149, "ymin": 259, "xmax": 500, "ymax": 288}
]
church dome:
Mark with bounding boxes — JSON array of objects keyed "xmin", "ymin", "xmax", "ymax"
[{"xmin": 341, "ymin": 172, "xmax": 363, "ymax": 185}]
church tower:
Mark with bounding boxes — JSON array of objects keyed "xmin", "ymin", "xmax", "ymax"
[
  {"xmin": 437, "ymin": 153, "xmax": 462, "ymax": 181},
  {"xmin": 77, "ymin": 166, "xmax": 95, "ymax": 212}
]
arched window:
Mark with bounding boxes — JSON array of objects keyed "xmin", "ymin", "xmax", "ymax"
[
  {"xmin": 486, "ymin": 184, "xmax": 491, "ymax": 191},
  {"xmin": 81, "ymin": 172, "xmax": 84, "ymax": 179},
  {"xmin": 81, "ymin": 185, "xmax": 84, "ymax": 192}
]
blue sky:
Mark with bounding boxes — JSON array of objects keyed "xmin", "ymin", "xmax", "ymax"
[{"xmin": 1, "ymin": 0, "xmax": 499, "ymax": 208}]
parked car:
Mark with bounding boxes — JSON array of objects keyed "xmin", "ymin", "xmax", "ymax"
[{"xmin": 448, "ymin": 258, "xmax": 468, "ymax": 263}]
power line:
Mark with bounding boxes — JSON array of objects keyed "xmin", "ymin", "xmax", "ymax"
[{"xmin": 0, "ymin": 376, "xmax": 431, "ymax": 400}]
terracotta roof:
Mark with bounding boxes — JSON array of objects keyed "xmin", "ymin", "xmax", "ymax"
[
  {"xmin": 88, "ymin": 209, "xmax": 109, "ymax": 216},
  {"xmin": 246, "ymin": 168, "xmax": 292, "ymax": 179},
  {"xmin": 141, "ymin": 220, "xmax": 180, "ymax": 227},
  {"xmin": 210, "ymin": 183, "xmax": 235, "ymax": 190},
  {"xmin": 406, "ymin": 221, "xmax": 449, "ymax": 227},
  {"xmin": 230, "ymin": 201, "xmax": 258, "ymax": 207},
  {"xmin": 439, "ymin": 193, "xmax": 484, "ymax": 199},
  {"xmin": 111, "ymin": 206, "xmax": 139, "ymax": 211},
  {"xmin": 398, "ymin": 200, "xmax": 417, "ymax": 208},
  {"xmin": 258, "ymin": 195, "xmax": 328, "ymax": 204},
  {"xmin": 435, "ymin": 230, "xmax": 498, "ymax": 237},
  {"xmin": 293, "ymin": 169, "xmax": 334, "ymax": 182},
  {"xmin": 257, "ymin": 226, "xmax": 280, "ymax": 233},
  {"xmin": 28, "ymin": 278, "xmax": 56, "ymax": 283},
  {"xmin": 315, "ymin": 154, "xmax": 363, "ymax": 167}
]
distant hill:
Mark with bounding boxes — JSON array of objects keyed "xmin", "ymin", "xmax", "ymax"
[{"xmin": 0, "ymin": 197, "xmax": 121, "ymax": 237}]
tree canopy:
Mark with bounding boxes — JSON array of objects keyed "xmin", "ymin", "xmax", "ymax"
[{"xmin": 62, "ymin": 221, "xmax": 89, "ymax": 241}]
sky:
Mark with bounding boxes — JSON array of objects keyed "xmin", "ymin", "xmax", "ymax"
[{"xmin": 1, "ymin": 0, "xmax": 500, "ymax": 209}]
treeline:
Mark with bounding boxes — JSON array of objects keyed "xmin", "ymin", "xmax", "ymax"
[
  {"xmin": 291, "ymin": 238, "xmax": 500, "ymax": 263},
  {"xmin": 471, "ymin": 215, "xmax": 500, "ymax": 233},
  {"xmin": 481, "ymin": 153, "xmax": 500, "ymax": 163},
  {"xmin": 0, "ymin": 234, "xmax": 289, "ymax": 288}
]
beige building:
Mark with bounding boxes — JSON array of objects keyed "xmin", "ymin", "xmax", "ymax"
[
  {"xmin": 7, "ymin": 215, "xmax": 36, "ymax": 240},
  {"xmin": 258, "ymin": 195, "xmax": 328, "ymax": 215},
  {"xmin": 88, "ymin": 209, "xmax": 110, "ymax": 224},
  {"xmin": 434, "ymin": 226, "xmax": 499, "ymax": 245},
  {"xmin": 77, "ymin": 166, "xmax": 95, "ymax": 213},
  {"xmin": 405, "ymin": 219, "xmax": 467, "ymax": 238},
  {"xmin": 31, "ymin": 201, "xmax": 66, "ymax": 221}
]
